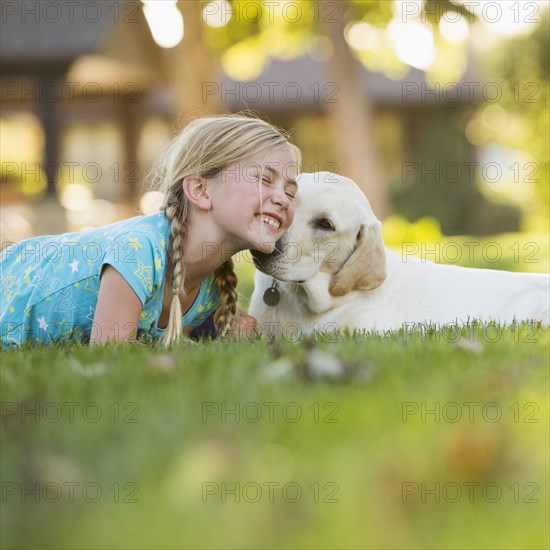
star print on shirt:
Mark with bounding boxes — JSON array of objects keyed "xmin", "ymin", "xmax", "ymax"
[
  {"xmin": 128, "ymin": 237, "xmax": 143, "ymax": 251},
  {"xmin": 55, "ymin": 287, "xmax": 80, "ymax": 318},
  {"xmin": 52, "ymin": 318, "xmax": 72, "ymax": 338},
  {"xmin": 24, "ymin": 265, "xmax": 35, "ymax": 286},
  {"xmin": 69, "ymin": 259, "xmax": 79, "ymax": 273},
  {"xmin": 35, "ymin": 269, "xmax": 61, "ymax": 298},
  {"xmin": 38, "ymin": 316, "xmax": 49, "ymax": 330},
  {"xmin": 133, "ymin": 259, "xmax": 153, "ymax": 293},
  {"xmin": 2, "ymin": 274, "xmax": 18, "ymax": 301},
  {"xmin": 85, "ymin": 306, "xmax": 95, "ymax": 322},
  {"xmin": 52, "ymin": 260, "xmax": 64, "ymax": 272},
  {"xmin": 82, "ymin": 241, "xmax": 101, "ymax": 265},
  {"xmin": 83, "ymin": 278, "xmax": 99, "ymax": 297}
]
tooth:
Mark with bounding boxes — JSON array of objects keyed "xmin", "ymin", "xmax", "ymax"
[{"xmin": 259, "ymin": 215, "xmax": 280, "ymax": 229}]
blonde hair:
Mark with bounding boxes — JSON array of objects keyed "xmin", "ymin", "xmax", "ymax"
[{"xmin": 148, "ymin": 113, "xmax": 301, "ymax": 346}]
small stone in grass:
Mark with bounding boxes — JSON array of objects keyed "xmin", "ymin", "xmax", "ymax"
[
  {"xmin": 149, "ymin": 354, "xmax": 176, "ymax": 374},
  {"xmin": 69, "ymin": 358, "xmax": 107, "ymax": 376},
  {"xmin": 454, "ymin": 337, "xmax": 484, "ymax": 354},
  {"xmin": 264, "ymin": 348, "xmax": 366, "ymax": 383},
  {"xmin": 302, "ymin": 349, "xmax": 350, "ymax": 381},
  {"xmin": 263, "ymin": 358, "xmax": 295, "ymax": 380}
]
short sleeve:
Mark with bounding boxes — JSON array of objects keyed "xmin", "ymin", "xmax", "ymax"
[{"xmin": 100, "ymin": 232, "xmax": 165, "ymax": 306}]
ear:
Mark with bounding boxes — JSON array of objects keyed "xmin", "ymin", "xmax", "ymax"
[
  {"xmin": 182, "ymin": 176, "xmax": 211, "ymax": 211},
  {"xmin": 328, "ymin": 222, "xmax": 386, "ymax": 297}
]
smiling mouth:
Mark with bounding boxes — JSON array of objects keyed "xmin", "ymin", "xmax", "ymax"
[{"xmin": 255, "ymin": 214, "xmax": 281, "ymax": 230}]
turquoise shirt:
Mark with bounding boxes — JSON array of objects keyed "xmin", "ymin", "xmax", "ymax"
[{"xmin": 1, "ymin": 212, "xmax": 220, "ymax": 347}]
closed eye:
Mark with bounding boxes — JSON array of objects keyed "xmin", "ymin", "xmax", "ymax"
[{"xmin": 313, "ymin": 218, "xmax": 336, "ymax": 231}]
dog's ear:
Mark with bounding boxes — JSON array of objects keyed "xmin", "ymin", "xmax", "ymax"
[{"xmin": 329, "ymin": 222, "xmax": 386, "ymax": 297}]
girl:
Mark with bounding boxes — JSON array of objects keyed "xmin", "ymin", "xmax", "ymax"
[{"xmin": 1, "ymin": 114, "xmax": 301, "ymax": 348}]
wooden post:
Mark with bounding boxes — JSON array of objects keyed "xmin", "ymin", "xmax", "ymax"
[{"xmin": 39, "ymin": 78, "xmax": 60, "ymax": 198}]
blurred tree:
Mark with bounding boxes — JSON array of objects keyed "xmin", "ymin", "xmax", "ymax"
[
  {"xmin": 165, "ymin": 0, "xmax": 396, "ymax": 216},
  {"xmin": 321, "ymin": 0, "xmax": 388, "ymax": 217},
  {"xmin": 156, "ymin": 0, "xmax": 545, "ymax": 233},
  {"xmin": 474, "ymin": 9, "xmax": 549, "ymax": 233},
  {"xmin": 161, "ymin": 1, "xmax": 222, "ymax": 118}
]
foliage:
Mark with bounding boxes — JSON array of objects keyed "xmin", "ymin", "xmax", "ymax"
[
  {"xmin": 199, "ymin": 0, "xmax": 548, "ymax": 234},
  {"xmin": 2, "ymin": 325, "xmax": 549, "ymax": 549},
  {"xmin": 472, "ymin": 10, "xmax": 549, "ymax": 232}
]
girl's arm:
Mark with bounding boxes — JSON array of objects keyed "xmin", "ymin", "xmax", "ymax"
[
  {"xmin": 231, "ymin": 308, "xmax": 257, "ymax": 340},
  {"xmin": 90, "ymin": 265, "xmax": 143, "ymax": 345}
]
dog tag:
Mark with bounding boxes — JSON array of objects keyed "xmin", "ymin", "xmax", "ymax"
[{"xmin": 263, "ymin": 284, "xmax": 280, "ymax": 306}]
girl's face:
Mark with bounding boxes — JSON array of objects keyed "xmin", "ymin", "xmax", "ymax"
[{"xmin": 208, "ymin": 145, "xmax": 298, "ymax": 253}]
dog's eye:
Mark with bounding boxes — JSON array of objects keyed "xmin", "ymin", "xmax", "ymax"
[{"xmin": 314, "ymin": 218, "xmax": 336, "ymax": 231}]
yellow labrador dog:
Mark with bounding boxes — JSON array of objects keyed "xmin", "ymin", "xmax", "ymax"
[{"xmin": 249, "ymin": 172, "xmax": 549, "ymax": 337}]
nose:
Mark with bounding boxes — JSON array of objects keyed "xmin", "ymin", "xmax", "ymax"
[{"xmin": 271, "ymin": 186, "xmax": 291, "ymax": 210}]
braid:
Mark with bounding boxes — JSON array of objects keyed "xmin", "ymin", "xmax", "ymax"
[
  {"xmin": 213, "ymin": 259, "xmax": 239, "ymax": 338},
  {"xmin": 161, "ymin": 190, "xmax": 188, "ymax": 346}
]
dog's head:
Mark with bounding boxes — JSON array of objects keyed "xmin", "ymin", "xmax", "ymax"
[{"xmin": 252, "ymin": 172, "xmax": 386, "ymax": 296}]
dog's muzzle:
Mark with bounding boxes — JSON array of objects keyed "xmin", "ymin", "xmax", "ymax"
[{"xmin": 251, "ymin": 238, "xmax": 284, "ymax": 271}]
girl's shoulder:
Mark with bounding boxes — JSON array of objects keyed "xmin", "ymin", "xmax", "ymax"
[
  {"xmin": 2, "ymin": 212, "xmax": 171, "ymax": 264},
  {"xmin": 97, "ymin": 211, "xmax": 170, "ymax": 243}
]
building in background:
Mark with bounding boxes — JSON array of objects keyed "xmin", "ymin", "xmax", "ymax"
[{"xmin": 1, "ymin": 0, "xmax": 529, "ymax": 244}]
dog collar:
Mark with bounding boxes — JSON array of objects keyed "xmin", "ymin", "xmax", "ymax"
[{"xmin": 263, "ymin": 279, "xmax": 280, "ymax": 306}]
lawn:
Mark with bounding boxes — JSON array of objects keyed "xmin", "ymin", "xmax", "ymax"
[{"xmin": 1, "ymin": 233, "xmax": 549, "ymax": 549}]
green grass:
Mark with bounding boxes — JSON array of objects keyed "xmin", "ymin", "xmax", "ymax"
[{"xmin": 1, "ymin": 324, "xmax": 549, "ymax": 549}]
